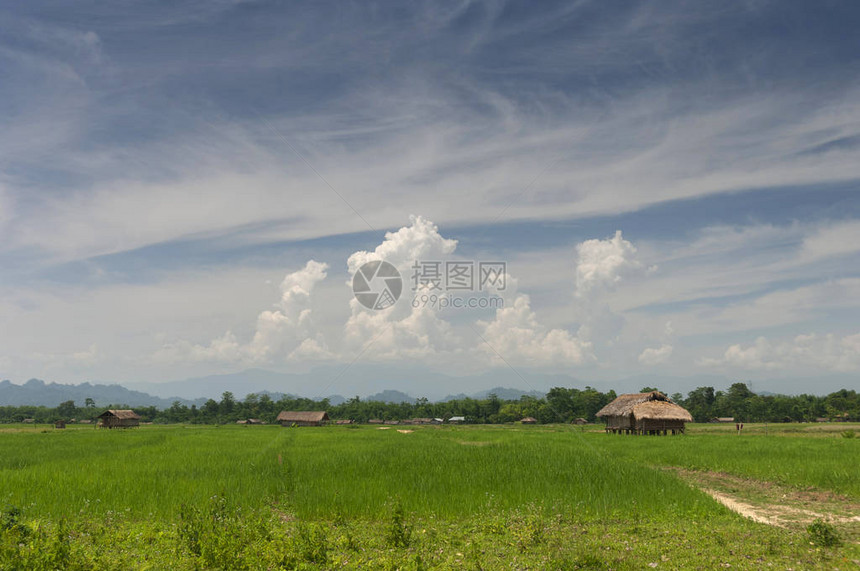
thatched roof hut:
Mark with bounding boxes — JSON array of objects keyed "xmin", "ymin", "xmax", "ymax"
[
  {"xmin": 572, "ymin": 417, "xmax": 588, "ymax": 425},
  {"xmin": 54, "ymin": 420, "xmax": 66, "ymax": 429},
  {"xmin": 520, "ymin": 417, "xmax": 537, "ymax": 424},
  {"xmin": 596, "ymin": 392, "xmax": 692, "ymax": 435},
  {"xmin": 335, "ymin": 419, "xmax": 354, "ymax": 425},
  {"xmin": 97, "ymin": 409, "xmax": 140, "ymax": 429},
  {"xmin": 276, "ymin": 411, "xmax": 329, "ymax": 427}
]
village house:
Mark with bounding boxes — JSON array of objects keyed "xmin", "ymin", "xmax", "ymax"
[
  {"xmin": 97, "ymin": 409, "xmax": 141, "ymax": 429},
  {"xmin": 596, "ymin": 392, "xmax": 692, "ymax": 435},
  {"xmin": 276, "ymin": 411, "xmax": 329, "ymax": 427}
]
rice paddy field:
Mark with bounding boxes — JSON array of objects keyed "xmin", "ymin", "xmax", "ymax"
[{"xmin": 1, "ymin": 423, "xmax": 858, "ymax": 570}]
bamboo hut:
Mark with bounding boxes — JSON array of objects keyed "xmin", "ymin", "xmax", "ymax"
[
  {"xmin": 54, "ymin": 420, "xmax": 66, "ymax": 429},
  {"xmin": 97, "ymin": 409, "xmax": 140, "ymax": 429},
  {"xmin": 276, "ymin": 411, "xmax": 329, "ymax": 427},
  {"xmin": 596, "ymin": 392, "xmax": 692, "ymax": 435},
  {"xmin": 520, "ymin": 417, "xmax": 537, "ymax": 424}
]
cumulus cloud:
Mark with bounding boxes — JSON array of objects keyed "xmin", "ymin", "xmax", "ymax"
[
  {"xmin": 346, "ymin": 215, "xmax": 457, "ymax": 281},
  {"xmin": 343, "ymin": 215, "xmax": 461, "ymax": 358},
  {"xmin": 638, "ymin": 344, "xmax": 673, "ymax": 366},
  {"xmin": 149, "ymin": 217, "xmax": 617, "ymax": 369},
  {"xmin": 700, "ymin": 332, "xmax": 860, "ymax": 372},
  {"xmin": 247, "ymin": 260, "xmax": 331, "ymax": 361},
  {"xmin": 155, "ymin": 260, "xmax": 332, "ymax": 364},
  {"xmin": 575, "ymin": 230, "xmax": 641, "ymax": 296},
  {"xmin": 476, "ymin": 295, "xmax": 594, "ymax": 366},
  {"xmin": 154, "ymin": 332, "xmax": 243, "ymax": 364}
]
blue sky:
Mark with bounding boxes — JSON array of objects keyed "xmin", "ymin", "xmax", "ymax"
[{"xmin": 1, "ymin": 1, "xmax": 860, "ymax": 394}]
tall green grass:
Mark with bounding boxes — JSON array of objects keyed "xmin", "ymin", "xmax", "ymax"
[
  {"xmin": 592, "ymin": 430, "xmax": 860, "ymax": 496},
  {"xmin": 1, "ymin": 425, "xmax": 719, "ymax": 522},
  {"xmin": 3, "ymin": 424, "xmax": 855, "ymax": 525}
]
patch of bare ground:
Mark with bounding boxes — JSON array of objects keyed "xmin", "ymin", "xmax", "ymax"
[{"xmin": 669, "ymin": 468, "xmax": 860, "ymax": 541}]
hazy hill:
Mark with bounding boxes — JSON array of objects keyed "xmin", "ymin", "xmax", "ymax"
[{"xmin": 0, "ymin": 378, "xmax": 204, "ymax": 408}]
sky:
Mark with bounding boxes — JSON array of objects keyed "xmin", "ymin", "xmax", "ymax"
[{"xmin": 1, "ymin": 0, "xmax": 860, "ymax": 396}]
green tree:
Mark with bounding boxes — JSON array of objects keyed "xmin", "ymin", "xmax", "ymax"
[{"xmin": 56, "ymin": 400, "xmax": 77, "ymax": 419}]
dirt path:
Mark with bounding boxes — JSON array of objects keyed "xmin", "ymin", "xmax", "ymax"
[
  {"xmin": 669, "ymin": 468, "xmax": 860, "ymax": 541},
  {"xmin": 703, "ymin": 488, "xmax": 787, "ymax": 527}
]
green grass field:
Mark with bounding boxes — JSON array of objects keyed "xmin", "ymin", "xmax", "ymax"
[{"xmin": 1, "ymin": 423, "xmax": 858, "ymax": 569}]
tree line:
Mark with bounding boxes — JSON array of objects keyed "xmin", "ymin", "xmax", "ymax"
[{"xmin": 1, "ymin": 383, "xmax": 858, "ymax": 425}]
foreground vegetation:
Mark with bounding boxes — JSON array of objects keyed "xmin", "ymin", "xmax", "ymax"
[{"xmin": 1, "ymin": 423, "xmax": 858, "ymax": 569}]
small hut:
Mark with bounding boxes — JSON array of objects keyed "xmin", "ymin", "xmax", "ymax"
[
  {"xmin": 335, "ymin": 419, "xmax": 354, "ymax": 425},
  {"xmin": 596, "ymin": 392, "xmax": 692, "ymax": 435},
  {"xmin": 97, "ymin": 409, "xmax": 141, "ymax": 429},
  {"xmin": 276, "ymin": 411, "xmax": 329, "ymax": 427},
  {"xmin": 54, "ymin": 420, "xmax": 66, "ymax": 429},
  {"xmin": 572, "ymin": 417, "xmax": 588, "ymax": 425},
  {"xmin": 368, "ymin": 419, "xmax": 384, "ymax": 425},
  {"xmin": 448, "ymin": 416, "xmax": 465, "ymax": 424},
  {"xmin": 520, "ymin": 417, "xmax": 537, "ymax": 424}
]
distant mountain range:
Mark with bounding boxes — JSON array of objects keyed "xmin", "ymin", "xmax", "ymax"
[
  {"xmin": 0, "ymin": 378, "xmax": 205, "ymax": 409},
  {"xmin": 2, "ymin": 367, "xmax": 853, "ymax": 409},
  {"xmin": 123, "ymin": 366, "xmax": 598, "ymax": 401}
]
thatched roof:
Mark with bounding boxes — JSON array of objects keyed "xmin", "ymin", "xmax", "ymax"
[
  {"xmin": 595, "ymin": 392, "xmax": 668, "ymax": 418},
  {"xmin": 98, "ymin": 409, "xmax": 140, "ymax": 420},
  {"xmin": 276, "ymin": 411, "xmax": 329, "ymax": 423},
  {"xmin": 631, "ymin": 401, "xmax": 693, "ymax": 422}
]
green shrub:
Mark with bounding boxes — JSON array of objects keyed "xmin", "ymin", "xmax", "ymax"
[
  {"xmin": 807, "ymin": 518, "xmax": 841, "ymax": 547},
  {"xmin": 386, "ymin": 501, "xmax": 411, "ymax": 548},
  {"xmin": 292, "ymin": 522, "xmax": 330, "ymax": 565}
]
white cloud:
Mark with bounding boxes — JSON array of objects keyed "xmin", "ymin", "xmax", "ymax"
[
  {"xmin": 346, "ymin": 215, "xmax": 458, "ymax": 279},
  {"xmin": 154, "ymin": 260, "xmax": 332, "ymax": 365},
  {"xmin": 799, "ymin": 220, "xmax": 860, "ymax": 262},
  {"xmin": 343, "ymin": 215, "xmax": 461, "ymax": 359},
  {"xmin": 638, "ymin": 344, "xmax": 673, "ymax": 366},
  {"xmin": 700, "ymin": 332, "xmax": 860, "ymax": 372},
  {"xmin": 476, "ymin": 294, "xmax": 594, "ymax": 366},
  {"xmin": 575, "ymin": 230, "xmax": 640, "ymax": 296}
]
